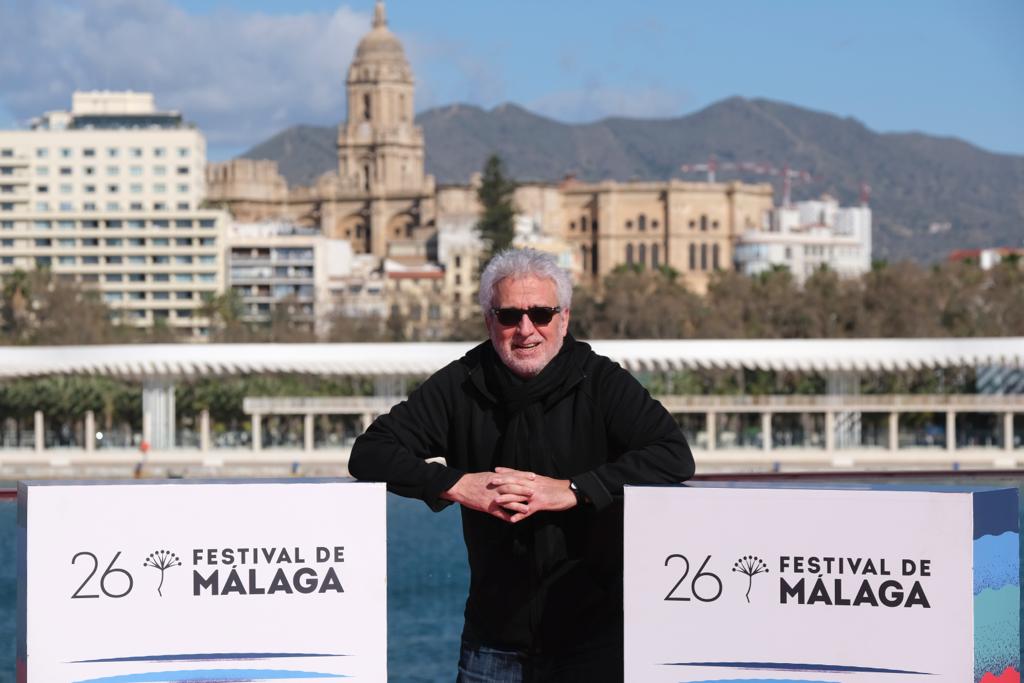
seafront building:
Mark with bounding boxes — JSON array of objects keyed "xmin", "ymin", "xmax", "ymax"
[
  {"xmin": 0, "ymin": 91, "xmax": 229, "ymax": 337},
  {"xmin": 733, "ymin": 195, "xmax": 872, "ymax": 284}
]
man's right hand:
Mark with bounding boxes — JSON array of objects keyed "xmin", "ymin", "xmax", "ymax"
[{"xmin": 441, "ymin": 471, "xmax": 532, "ymax": 522}]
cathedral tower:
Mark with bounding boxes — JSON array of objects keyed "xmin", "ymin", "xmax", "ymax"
[{"xmin": 334, "ymin": 1, "xmax": 432, "ymax": 256}]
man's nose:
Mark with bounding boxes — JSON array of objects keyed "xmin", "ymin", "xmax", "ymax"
[{"xmin": 515, "ymin": 312, "xmax": 536, "ymax": 335}]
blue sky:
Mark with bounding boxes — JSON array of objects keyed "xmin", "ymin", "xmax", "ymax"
[{"xmin": 1, "ymin": 0, "xmax": 1021, "ymax": 161}]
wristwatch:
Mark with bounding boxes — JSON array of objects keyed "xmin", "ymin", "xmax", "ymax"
[{"xmin": 568, "ymin": 479, "xmax": 588, "ymax": 507}]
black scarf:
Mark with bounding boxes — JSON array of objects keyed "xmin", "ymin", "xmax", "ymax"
[{"xmin": 483, "ymin": 333, "xmax": 578, "ymax": 477}]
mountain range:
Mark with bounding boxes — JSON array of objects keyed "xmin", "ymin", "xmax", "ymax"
[{"xmin": 240, "ymin": 97, "xmax": 1024, "ymax": 263}]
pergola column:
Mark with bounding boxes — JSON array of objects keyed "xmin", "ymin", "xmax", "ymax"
[
  {"xmin": 762, "ymin": 412, "xmax": 772, "ymax": 452},
  {"xmin": 200, "ymin": 409, "xmax": 210, "ymax": 453},
  {"xmin": 34, "ymin": 410, "xmax": 44, "ymax": 453},
  {"xmin": 706, "ymin": 411, "xmax": 717, "ymax": 451},
  {"xmin": 85, "ymin": 411, "xmax": 95, "ymax": 453},
  {"xmin": 142, "ymin": 378, "xmax": 176, "ymax": 451},
  {"xmin": 251, "ymin": 413, "xmax": 262, "ymax": 452},
  {"xmin": 825, "ymin": 411, "xmax": 835, "ymax": 453},
  {"xmin": 946, "ymin": 411, "xmax": 956, "ymax": 452},
  {"xmin": 889, "ymin": 411, "xmax": 899, "ymax": 451},
  {"xmin": 1004, "ymin": 412, "xmax": 1014, "ymax": 451},
  {"xmin": 304, "ymin": 413, "xmax": 315, "ymax": 452}
]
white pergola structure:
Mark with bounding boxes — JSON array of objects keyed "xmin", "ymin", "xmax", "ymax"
[{"xmin": 0, "ymin": 338, "xmax": 1022, "ymax": 463}]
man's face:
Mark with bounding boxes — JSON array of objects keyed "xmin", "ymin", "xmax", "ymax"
[{"xmin": 485, "ymin": 275, "xmax": 570, "ymax": 379}]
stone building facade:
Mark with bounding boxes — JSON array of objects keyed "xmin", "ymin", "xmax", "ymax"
[{"xmin": 206, "ymin": 1, "xmax": 776, "ymax": 298}]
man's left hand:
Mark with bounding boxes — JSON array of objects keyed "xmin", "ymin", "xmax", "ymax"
[{"xmin": 492, "ymin": 467, "xmax": 577, "ymax": 523}]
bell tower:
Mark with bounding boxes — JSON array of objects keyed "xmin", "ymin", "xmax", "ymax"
[{"xmin": 338, "ymin": 1, "xmax": 425, "ymax": 199}]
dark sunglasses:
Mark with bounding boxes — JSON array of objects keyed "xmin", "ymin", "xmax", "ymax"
[{"xmin": 490, "ymin": 306, "xmax": 561, "ymax": 327}]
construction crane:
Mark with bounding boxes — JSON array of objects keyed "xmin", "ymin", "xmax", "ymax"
[{"xmin": 678, "ymin": 156, "xmax": 818, "ymax": 206}]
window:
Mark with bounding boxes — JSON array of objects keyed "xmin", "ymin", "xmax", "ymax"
[
  {"xmin": 712, "ymin": 243, "xmax": 720, "ymax": 270},
  {"xmin": 153, "ymin": 147, "xmax": 166, "ymax": 158},
  {"xmin": 128, "ymin": 273, "xmax": 145, "ymax": 282},
  {"xmin": 59, "ymin": 167, "xmax": 72, "ymax": 176},
  {"xmin": 153, "ymin": 183, "xmax": 166, "ymax": 193},
  {"xmin": 107, "ymin": 148, "xmax": 119, "ymax": 158},
  {"xmin": 130, "ymin": 183, "xmax": 143, "ymax": 193},
  {"xmin": 152, "ymin": 273, "xmax": 170, "ymax": 282},
  {"xmin": 175, "ymin": 273, "xmax": 193, "ymax": 282},
  {"xmin": 199, "ymin": 219, "xmax": 215, "ymax": 229},
  {"xmin": 128, "ymin": 255, "xmax": 146, "ymax": 264},
  {"xmin": 153, "ymin": 202, "xmax": 167, "ymax": 211},
  {"xmin": 35, "ymin": 238, "xmax": 52, "ymax": 247},
  {"xmin": 176, "ymin": 184, "xmax": 189, "ymax": 194},
  {"xmin": 178, "ymin": 148, "xmax": 190, "ymax": 158},
  {"xmin": 130, "ymin": 202, "xmax": 144, "ymax": 211},
  {"xmin": 81, "ymin": 255, "xmax": 99, "ymax": 265},
  {"xmin": 59, "ymin": 184, "xmax": 72, "ymax": 194},
  {"xmin": 689, "ymin": 243, "xmax": 696, "ymax": 270},
  {"xmin": 57, "ymin": 238, "xmax": 74, "ymax": 246},
  {"xmin": 130, "ymin": 166, "xmax": 143, "ymax": 176},
  {"xmin": 128, "ymin": 291, "xmax": 145, "ymax": 300},
  {"xmin": 83, "ymin": 202, "xmax": 96, "ymax": 211},
  {"xmin": 57, "ymin": 255, "xmax": 75, "ymax": 265},
  {"xmin": 199, "ymin": 237, "xmax": 216, "ymax": 246},
  {"xmin": 198, "ymin": 273, "xmax": 216, "ymax": 282},
  {"xmin": 106, "ymin": 273, "xmax": 124, "ymax": 282},
  {"xmin": 700, "ymin": 215, "xmax": 708, "ymax": 231},
  {"xmin": 81, "ymin": 237, "xmax": 99, "ymax": 246},
  {"xmin": 700, "ymin": 243, "xmax": 708, "ymax": 271},
  {"xmin": 84, "ymin": 184, "xmax": 96, "ymax": 194},
  {"xmin": 103, "ymin": 292, "xmax": 123, "ymax": 303},
  {"xmin": 154, "ymin": 166, "xmax": 166, "ymax": 176},
  {"xmin": 176, "ymin": 202, "xmax": 189, "ymax": 210},
  {"xmin": 152, "ymin": 291, "xmax": 170, "ymax": 300},
  {"xmin": 176, "ymin": 166, "xmax": 189, "ymax": 176},
  {"xmin": 84, "ymin": 167, "xmax": 95, "ymax": 176},
  {"xmin": 83, "ymin": 148, "xmax": 96, "ymax": 158},
  {"xmin": 638, "ymin": 214, "xmax": 646, "ymax": 231},
  {"xmin": 36, "ymin": 185, "xmax": 48, "ymax": 193},
  {"xmin": 153, "ymin": 220, "xmax": 169, "ymax": 229},
  {"xmin": 107, "ymin": 219, "xmax": 122, "ymax": 229},
  {"xmin": 106, "ymin": 202, "xmax": 120, "ymax": 211},
  {"xmin": 34, "ymin": 220, "xmax": 51, "ymax": 230},
  {"xmin": 152, "ymin": 238, "xmax": 169, "ymax": 247},
  {"xmin": 105, "ymin": 238, "xmax": 123, "ymax": 246},
  {"xmin": 651, "ymin": 243, "xmax": 660, "ymax": 268},
  {"xmin": 175, "ymin": 291, "xmax": 192, "ymax": 300},
  {"xmin": 625, "ymin": 220, "xmax": 633, "ymax": 230},
  {"xmin": 638, "ymin": 243, "xmax": 646, "ymax": 265},
  {"xmin": 0, "ymin": 239, "xmax": 12, "ymax": 246},
  {"xmin": 107, "ymin": 166, "xmax": 119, "ymax": 176},
  {"xmin": 128, "ymin": 220, "xmax": 145, "ymax": 229},
  {"xmin": 129, "ymin": 147, "xmax": 143, "ymax": 158},
  {"xmin": 0, "ymin": 221, "xmax": 12, "ymax": 229},
  {"xmin": 174, "ymin": 220, "xmax": 192, "ymax": 229},
  {"xmin": 36, "ymin": 167, "xmax": 49, "ymax": 177},
  {"xmin": 36, "ymin": 148, "xmax": 49, "ymax": 159},
  {"xmin": 175, "ymin": 237, "xmax": 192, "ymax": 246},
  {"xmin": 35, "ymin": 201, "xmax": 49, "ymax": 211},
  {"xmin": 152, "ymin": 255, "xmax": 169, "ymax": 264},
  {"xmin": 60, "ymin": 148, "xmax": 72, "ymax": 158},
  {"xmin": 107, "ymin": 184, "xmax": 119, "ymax": 193},
  {"xmin": 174, "ymin": 255, "xmax": 193, "ymax": 265},
  {"xmin": 626, "ymin": 243, "xmax": 634, "ymax": 265},
  {"xmin": 198, "ymin": 255, "xmax": 216, "ymax": 264}
]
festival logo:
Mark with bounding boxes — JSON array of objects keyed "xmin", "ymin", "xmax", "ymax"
[
  {"xmin": 732, "ymin": 555, "xmax": 769, "ymax": 603},
  {"xmin": 143, "ymin": 550, "xmax": 182, "ymax": 597}
]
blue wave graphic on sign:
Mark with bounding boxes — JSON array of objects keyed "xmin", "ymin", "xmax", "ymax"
[
  {"xmin": 684, "ymin": 680, "xmax": 839, "ymax": 683},
  {"xmin": 72, "ymin": 653, "xmax": 345, "ymax": 664},
  {"xmin": 665, "ymin": 661, "xmax": 931, "ymax": 675},
  {"xmin": 72, "ymin": 669, "xmax": 348, "ymax": 682}
]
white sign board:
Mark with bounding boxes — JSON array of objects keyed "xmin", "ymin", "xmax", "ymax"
[
  {"xmin": 18, "ymin": 479, "xmax": 387, "ymax": 682},
  {"xmin": 625, "ymin": 484, "xmax": 1019, "ymax": 683}
]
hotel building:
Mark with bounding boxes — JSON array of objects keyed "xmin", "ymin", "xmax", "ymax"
[{"xmin": 0, "ymin": 91, "xmax": 229, "ymax": 338}]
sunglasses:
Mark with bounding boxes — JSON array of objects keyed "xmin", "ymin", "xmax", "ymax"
[{"xmin": 490, "ymin": 306, "xmax": 561, "ymax": 327}]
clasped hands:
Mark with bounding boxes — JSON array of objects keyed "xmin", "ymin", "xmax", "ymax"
[{"xmin": 441, "ymin": 466, "xmax": 576, "ymax": 523}]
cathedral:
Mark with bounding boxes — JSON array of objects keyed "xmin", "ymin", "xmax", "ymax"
[{"xmin": 206, "ymin": 1, "xmax": 774, "ymax": 295}]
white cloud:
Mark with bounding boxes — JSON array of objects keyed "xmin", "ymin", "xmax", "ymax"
[
  {"xmin": 0, "ymin": 0, "xmax": 369, "ymax": 148},
  {"xmin": 528, "ymin": 85, "xmax": 693, "ymax": 123}
]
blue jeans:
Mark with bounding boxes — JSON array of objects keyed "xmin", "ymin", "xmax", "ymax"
[{"xmin": 456, "ymin": 637, "xmax": 622, "ymax": 683}]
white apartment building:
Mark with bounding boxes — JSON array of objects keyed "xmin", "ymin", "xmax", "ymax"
[
  {"xmin": 0, "ymin": 91, "xmax": 229, "ymax": 337},
  {"xmin": 227, "ymin": 222, "xmax": 355, "ymax": 335},
  {"xmin": 733, "ymin": 195, "xmax": 872, "ymax": 285}
]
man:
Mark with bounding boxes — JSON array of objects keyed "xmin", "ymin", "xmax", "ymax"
[{"xmin": 348, "ymin": 248, "xmax": 694, "ymax": 682}]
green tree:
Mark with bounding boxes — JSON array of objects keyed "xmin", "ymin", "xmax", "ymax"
[{"xmin": 475, "ymin": 154, "xmax": 517, "ymax": 265}]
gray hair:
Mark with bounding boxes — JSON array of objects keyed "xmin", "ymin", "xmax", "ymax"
[{"xmin": 478, "ymin": 248, "xmax": 573, "ymax": 314}]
